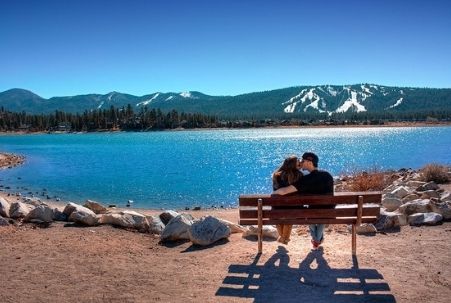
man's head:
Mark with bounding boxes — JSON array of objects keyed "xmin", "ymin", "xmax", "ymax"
[{"xmin": 301, "ymin": 152, "xmax": 319, "ymax": 170}]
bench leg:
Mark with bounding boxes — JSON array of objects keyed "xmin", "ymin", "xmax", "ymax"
[
  {"xmin": 257, "ymin": 199, "xmax": 263, "ymax": 254},
  {"xmin": 352, "ymin": 224, "xmax": 356, "ymax": 256}
]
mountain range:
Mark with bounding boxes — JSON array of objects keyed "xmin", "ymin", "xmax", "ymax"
[{"xmin": 0, "ymin": 84, "xmax": 450, "ymax": 117}]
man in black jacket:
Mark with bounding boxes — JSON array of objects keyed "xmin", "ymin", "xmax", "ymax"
[{"xmin": 273, "ymin": 152, "xmax": 333, "ymax": 249}]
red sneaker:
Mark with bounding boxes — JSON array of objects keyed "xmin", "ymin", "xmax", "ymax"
[{"xmin": 311, "ymin": 239, "xmax": 320, "ymax": 250}]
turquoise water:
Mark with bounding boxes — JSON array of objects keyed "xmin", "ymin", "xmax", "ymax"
[{"xmin": 0, "ymin": 127, "xmax": 450, "ymax": 209}]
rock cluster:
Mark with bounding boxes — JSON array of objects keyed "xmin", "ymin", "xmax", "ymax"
[
  {"xmin": 369, "ymin": 169, "xmax": 450, "ymax": 232},
  {"xmin": 0, "ymin": 197, "xmax": 243, "ymax": 247}
]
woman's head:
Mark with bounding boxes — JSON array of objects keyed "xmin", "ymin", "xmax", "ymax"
[
  {"xmin": 280, "ymin": 155, "xmax": 301, "ymax": 172},
  {"xmin": 273, "ymin": 155, "xmax": 302, "ymax": 185}
]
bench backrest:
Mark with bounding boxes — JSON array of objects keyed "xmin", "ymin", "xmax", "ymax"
[{"xmin": 238, "ymin": 192, "xmax": 382, "ymax": 226}]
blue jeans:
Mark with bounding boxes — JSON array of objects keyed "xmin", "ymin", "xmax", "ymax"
[{"xmin": 309, "ymin": 224, "xmax": 325, "ymax": 242}]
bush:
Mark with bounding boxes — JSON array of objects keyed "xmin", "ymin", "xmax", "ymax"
[
  {"xmin": 420, "ymin": 164, "xmax": 450, "ymax": 184},
  {"xmin": 340, "ymin": 167, "xmax": 389, "ymax": 191}
]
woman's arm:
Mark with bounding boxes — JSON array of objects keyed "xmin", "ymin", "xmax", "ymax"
[{"xmin": 272, "ymin": 185, "xmax": 297, "ymax": 195}]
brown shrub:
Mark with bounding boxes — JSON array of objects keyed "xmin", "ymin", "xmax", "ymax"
[
  {"xmin": 420, "ymin": 164, "xmax": 450, "ymax": 184},
  {"xmin": 340, "ymin": 167, "xmax": 390, "ymax": 192}
]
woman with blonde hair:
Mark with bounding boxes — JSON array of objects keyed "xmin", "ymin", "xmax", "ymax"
[{"xmin": 272, "ymin": 155, "xmax": 303, "ymax": 244}]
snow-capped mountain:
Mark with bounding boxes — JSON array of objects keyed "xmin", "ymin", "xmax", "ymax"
[{"xmin": 0, "ymin": 84, "xmax": 450, "ymax": 116}]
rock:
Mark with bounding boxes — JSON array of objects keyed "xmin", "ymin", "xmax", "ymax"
[
  {"xmin": 430, "ymin": 201, "xmax": 451, "ymax": 220},
  {"xmin": 408, "ymin": 212, "xmax": 443, "ymax": 226},
  {"xmin": 402, "ymin": 193, "xmax": 420, "ymax": 203},
  {"xmin": 0, "ymin": 197, "xmax": 10, "ymax": 217},
  {"xmin": 242, "ymin": 225, "xmax": 278, "ymax": 239},
  {"xmin": 83, "ymin": 200, "xmax": 107, "ymax": 214},
  {"xmin": 52, "ymin": 208, "xmax": 68, "ymax": 221},
  {"xmin": 391, "ymin": 186, "xmax": 410, "ymax": 199},
  {"xmin": 188, "ymin": 216, "xmax": 231, "ymax": 246},
  {"xmin": 24, "ymin": 205, "xmax": 54, "ymax": 223},
  {"xmin": 159, "ymin": 210, "xmax": 180, "ymax": 225},
  {"xmin": 375, "ymin": 209, "xmax": 407, "ymax": 230},
  {"xmin": 217, "ymin": 218, "xmax": 246, "ymax": 233},
  {"xmin": 99, "ymin": 211, "xmax": 150, "ymax": 232},
  {"xmin": 355, "ymin": 223, "xmax": 377, "ymax": 234},
  {"xmin": 398, "ymin": 199, "xmax": 432, "ymax": 216},
  {"xmin": 417, "ymin": 181, "xmax": 439, "ymax": 192},
  {"xmin": 160, "ymin": 214, "xmax": 194, "ymax": 242},
  {"xmin": 0, "ymin": 216, "xmax": 9, "ymax": 226},
  {"xmin": 64, "ymin": 203, "xmax": 97, "ymax": 226},
  {"xmin": 22, "ymin": 197, "xmax": 45, "ymax": 207},
  {"xmin": 406, "ymin": 181, "xmax": 426, "ymax": 188},
  {"xmin": 146, "ymin": 215, "xmax": 165, "ymax": 234},
  {"xmin": 9, "ymin": 202, "xmax": 35, "ymax": 219},
  {"xmin": 382, "ymin": 197, "xmax": 402, "ymax": 212},
  {"xmin": 420, "ymin": 190, "xmax": 440, "ymax": 199},
  {"xmin": 440, "ymin": 192, "xmax": 451, "ymax": 202}
]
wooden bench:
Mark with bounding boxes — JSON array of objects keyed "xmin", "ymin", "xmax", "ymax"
[{"xmin": 239, "ymin": 192, "xmax": 382, "ymax": 255}]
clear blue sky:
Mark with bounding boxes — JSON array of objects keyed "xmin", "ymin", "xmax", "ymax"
[{"xmin": 1, "ymin": 0, "xmax": 450, "ymax": 98}]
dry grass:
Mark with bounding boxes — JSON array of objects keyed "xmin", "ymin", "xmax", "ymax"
[
  {"xmin": 420, "ymin": 163, "xmax": 450, "ymax": 184},
  {"xmin": 339, "ymin": 167, "xmax": 390, "ymax": 192}
]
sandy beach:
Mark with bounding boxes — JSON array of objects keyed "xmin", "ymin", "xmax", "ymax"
[{"xmin": 1, "ymin": 188, "xmax": 450, "ymax": 303}]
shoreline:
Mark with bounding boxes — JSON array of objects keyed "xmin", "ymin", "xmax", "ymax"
[{"xmin": 0, "ymin": 121, "xmax": 450, "ymax": 135}]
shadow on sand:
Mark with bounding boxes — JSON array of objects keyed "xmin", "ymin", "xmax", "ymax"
[{"xmin": 216, "ymin": 246, "xmax": 396, "ymax": 303}]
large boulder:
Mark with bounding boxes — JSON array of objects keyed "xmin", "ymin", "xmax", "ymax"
[
  {"xmin": 440, "ymin": 192, "xmax": 451, "ymax": 202},
  {"xmin": 391, "ymin": 186, "xmax": 410, "ymax": 199},
  {"xmin": 218, "ymin": 218, "xmax": 246, "ymax": 233},
  {"xmin": 0, "ymin": 216, "xmax": 9, "ymax": 226},
  {"xmin": 0, "ymin": 197, "xmax": 10, "ymax": 218},
  {"xmin": 398, "ymin": 199, "xmax": 432, "ymax": 216},
  {"xmin": 24, "ymin": 205, "xmax": 54, "ymax": 223},
  {"xmin": 242, "ymin": 225, "xmax": 278, "ymax": 240},
  {"xmin": 406, "ymin": 181, "xmax": 426, "ymax": 188},
  {"xmin": 52, "ymin": 208, "xmax": 68, "ymax": 221},
  {"xmin": 382, "ymin": 197, "xmax": 402, "ymax": 212},
  {"xmin": 408, "ymin": 212, "xmax": 443, "ymax": 226},
  {"xmin": 9, "ymin": 202, "xmax": 35, "ymax": 219},
  {"xmin": 352, "ymin": 223, "xmax": 377, "ymax": 234},
  {"xmin": 99, "ymin": 210, "xmax": 150, "ymax": 232},
  {"xmin": 420, "ymin": 190, "xmax": 440, "ymax": 199},
  {"xmin": 188, "ymin": 216, "xmax": 231, "ymax": 246},
  {"xmin": 402, "ymin": 193, "xmax": 420, "ymax": 203},
  {"xmin": 375, "ymin": 209, "xmax": 407, "ymax": 231},
  {"xmin": 83, "ymin": 200, "xmax": 107, "ymax": 214},
  {"xmin": 159, "ymin": 210, "xmax": 180, "ymax": 225},
  {"xmin": 64, "ymin": 203, "xmax": 97, "ymax": 226},
  {"xmin": 146, "ymin": 215, "xmax": 165, "ymax": 234},
  {"xmin": 417, "ymin": 181, "xmax": 439, "ymax": 192},
  {"xmin": 430, "ymin": 201, "xmax": 451, "ymax": 220},
  {"xmin": 160, "ymin": 214, "xmax": 194, "ymax": 242}
]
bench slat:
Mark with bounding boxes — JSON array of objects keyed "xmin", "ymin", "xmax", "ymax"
[
  {"xmin": 239, "ymin": 192, "xmax": 382, "ymax": 206},
  {"xmin": 239, "ymin": 217, "xmax": 378, "ymax": 225},
  {"xmin": 239, "ymin": 205, "xmax": 380, "ymax": 219}
]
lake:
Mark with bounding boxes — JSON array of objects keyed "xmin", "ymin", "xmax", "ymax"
[{"xmin": 0, "ymin": 127, "xmax": 450, "ymax": 209}]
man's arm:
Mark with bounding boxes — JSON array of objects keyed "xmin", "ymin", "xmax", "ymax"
[{"xmin": 272, "ymin": 185, "xmax": 297, "ymax": 195}]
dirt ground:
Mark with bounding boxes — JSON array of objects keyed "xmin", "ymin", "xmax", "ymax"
[{"xmin": 1, "ymin": 206, "xmax": 450, "ymax": 303}]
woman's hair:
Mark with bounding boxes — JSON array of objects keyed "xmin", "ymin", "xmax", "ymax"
[{"xmin": 272, "ymin": 155, "xmax": 302, "ymax": 189}]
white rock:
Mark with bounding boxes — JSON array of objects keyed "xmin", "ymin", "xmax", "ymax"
[
  {"xmin": 160, "ymin": 214, "xmax": 194, "ymax": 242},
  {"xmin": 391, "ymin": 186, "xmax": 410, "ymax": 199},
  {"xmin": 355, "ymin": 223, "xmax": 377, "ymax": 234},
  {"xmin": 66, "ymin": 203, "xmax": 97, "ymax": 226},
  {"xmin": 430, "ymin": 201, "xmax": 451, "ymax": 220},
  {"xmin": 375, "ymin": 209, "xmax": 407, "ymax": 230},
  {"xmin": 402, "ymin": 193, "xmax": 420, "ymax": 203},
  {"xmin": 99, "ymin": 210, "xmax": 150, "ymax": 232},
  {"xmin": 83, "ymin": 200, "xmax": 107, "ymax": 214},
  {"xmin": 146, "ymin": 215, "xmax": 165, "ymax": 234},
  {"xmin": 398, "ymin": 199, "xmax": 432, "ymax": 216},
  {"xmin": 406, "ymin": 181, "xmax": 426, "ymax": 188},
  {"xmin": 408, "ymin": 212, "xmax": 443, "ymax": 226},
  {"xmin": 242, "ymin": 225, "xmax": 278, "ymax": 239},
  {"xmin": 25, "ymin": 205, "xmax": 54, "ymax": 223},
  {"xmin": 440, "ymin": 192, "xmax": 451, "ymax": 202},
  {"xmin": 159, "ymin": 210, "xmax": 180, "ymax": 225},
  {"xmin": 420, "ymin": 190, "xmax": 440, "ymax": 199},
  {"xmin": 188, "ymin": 216, "xmax": 231, "ymax": 246},
  {"xmin": 417, "ymin": 181, "xmax": 439, "ymax": 191},
  {"xmin": 382, "ymin": 197, "xmax": 402, "ymax": 212},
  {"xmin": 9, "ymin": 202, "xmax": 35, "ymax": 219},
  {"xmin": 218, "ymin": 218, "xmax": 246, "ymax": 233},
  {"xmin": 0, "ymin": 197, "xmax": 10, "ymax": 218}
]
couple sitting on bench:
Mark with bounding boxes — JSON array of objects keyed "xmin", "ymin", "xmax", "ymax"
[{"xmin": 272, "ymin": 152, "xmax": 333, "ymax": 250}]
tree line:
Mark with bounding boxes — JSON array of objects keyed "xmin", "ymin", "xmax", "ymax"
[{"xmin": 0, "ymin": 105, "xmax": 449, "ymax": 132}]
